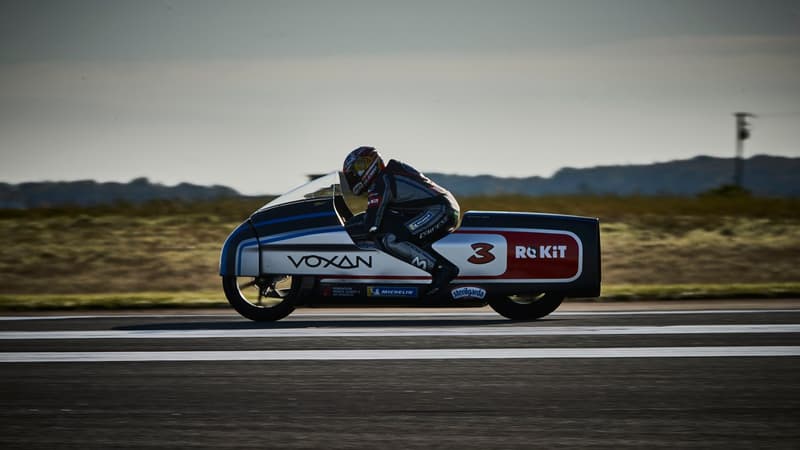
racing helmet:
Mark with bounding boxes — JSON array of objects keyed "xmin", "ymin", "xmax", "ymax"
[{"xmin": 343, "ymin": 146, "xmax": 384, "ymax": 195}]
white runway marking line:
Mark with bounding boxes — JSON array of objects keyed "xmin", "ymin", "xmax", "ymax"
[
  {"xmin": 2, "ymin": 346, "xmax": 800, "ymax": 362},
  {"xmin": 1, "ymin": 309, "xmax": 799, "ymax": 321},
  {"xmin": 1, "ymin": 324, "xmax": 799, "ymax": 340}
]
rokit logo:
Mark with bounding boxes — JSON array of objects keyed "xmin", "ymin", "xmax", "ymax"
[
  {"xmin": 501, "ymin": 230, "xmax": 581, "ymax": 281},
  {"xmin": 288, "ymin": 254, "xmax": 373, "ymax": 269},
  {"xmin": 515, "ymin": 245, "xmax": 568, "ymax": 259}
]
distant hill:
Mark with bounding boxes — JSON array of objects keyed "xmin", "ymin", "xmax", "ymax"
[
  {"xmin": 1, "ymin": 155, "xmax": 798, "ymax": 209},
  {"xmin": 0, "ymin": 177, "xmax": 240, "ymax": 209},
  {"xmin": 427, "ymin": 155, "xmax": 800, "ymax": 197}
]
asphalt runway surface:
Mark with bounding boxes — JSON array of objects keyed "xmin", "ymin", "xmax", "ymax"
[{"xmin": 1, "ymin": 301, "xmax": 799, "ymax": 449}]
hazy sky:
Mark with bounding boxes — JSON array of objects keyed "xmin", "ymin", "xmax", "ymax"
[{"xmin": 1, "ymin": 0, "xmax": 799, "ymax": 194}]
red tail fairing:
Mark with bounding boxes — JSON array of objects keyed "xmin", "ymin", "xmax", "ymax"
[{"xmin": 455, "ymin": 229, "xmax": 582, "ymax": 282}]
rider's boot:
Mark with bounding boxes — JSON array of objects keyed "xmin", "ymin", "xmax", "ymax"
[{"xmin": 426, "ymin": 259, "xmax": 459, "ymax": 296}]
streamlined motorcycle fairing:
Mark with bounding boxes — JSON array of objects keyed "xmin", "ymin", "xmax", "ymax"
[{"xmin": 220, "ymin": 172, "xmax": 601, "ymax": 321}]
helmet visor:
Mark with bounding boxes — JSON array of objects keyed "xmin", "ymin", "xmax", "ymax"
[
  {"xmin": 352, "ymin": 158, "xmax": 371, "ymax": 174},
  {"xmin": 344, "ymin": 169, "xmax": 363, "ymax": 195}
]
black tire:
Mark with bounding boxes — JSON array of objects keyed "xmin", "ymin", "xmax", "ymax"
[
  {"xmin": 222, "ymin": 275, "xmax": 297, "ymax": 322},
  {"xmin": 488, "ymin": 292, "xmax": 565, "ymax": 320}
]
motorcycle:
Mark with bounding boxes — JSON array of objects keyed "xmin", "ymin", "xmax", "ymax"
[{"xmin": 220, "ymin": 172, "xmax": 601, "ymax": 321}]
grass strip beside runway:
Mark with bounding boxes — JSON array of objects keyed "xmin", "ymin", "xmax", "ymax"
[
  {"xmin": 0, "ymin": 291, "xmax": 223, "ymax": 311},
  {"xmin": 2, "ymin": 196, "xmax": 799, "ymax": 295}
]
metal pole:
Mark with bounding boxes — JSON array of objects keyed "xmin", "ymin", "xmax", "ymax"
[
  {"xmin": 733, "ymin": 112, "xmax": 753, "ymax": 188},
  {"xmin": 734, "ymin": 119, "xmax": 743, "ymax": 187}
]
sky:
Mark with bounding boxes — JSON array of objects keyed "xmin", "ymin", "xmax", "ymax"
[{"xmin": 1, "ymin": 0, "xmax": 799, "ymax": 195}]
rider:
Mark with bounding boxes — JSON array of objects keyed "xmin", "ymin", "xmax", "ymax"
[{"xmin": 343, "ymin": 146, "xmax": 461, "ymax": 295}]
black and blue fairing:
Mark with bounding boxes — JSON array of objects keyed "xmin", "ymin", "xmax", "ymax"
[
  {"xmin": 219, "ymin": 172, "xmax": 356, "ymax": 276},
  {"xmin": 219, "ymin": 171, "xmax": 601, "ymax": 299}
]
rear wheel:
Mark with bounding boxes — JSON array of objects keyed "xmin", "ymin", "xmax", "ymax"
[
  {"xmin": 222, "ymin": 275, "xmax": 297, "ymax": 321},
  {"xmin": 488, "ymin": 292, "xmax": 564, "ymax": 320}
]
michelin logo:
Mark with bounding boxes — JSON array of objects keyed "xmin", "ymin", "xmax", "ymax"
[
  {"xmin": 450, "ymin": 286, "xmax": 487, "ymax": 300},
  {"xmin": 367, "ymin": 287, "xmax": 419, "ymax": 298}
]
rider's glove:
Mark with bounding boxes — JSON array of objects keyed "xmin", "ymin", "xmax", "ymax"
[{"xmin": 367, "ymin": 226, "xmax": 379, "ymax": 241}]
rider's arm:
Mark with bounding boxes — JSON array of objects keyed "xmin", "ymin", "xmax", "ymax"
[{"xmin": 364, "ymin": 173, "xmax": 393, "ymax": 235}]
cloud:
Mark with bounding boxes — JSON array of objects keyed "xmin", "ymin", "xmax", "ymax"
[{"xmin": 1, "ymin": 33, "xmax": 798, "ymax": 194}]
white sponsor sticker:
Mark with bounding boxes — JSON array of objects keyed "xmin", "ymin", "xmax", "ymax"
[
  {"xmin": 450, "ymin": 286, "xmax": 487, "ymax": 300},
  {"xmin": 433, "ymin": 233, "xmax": 507, "ymax": 277}
]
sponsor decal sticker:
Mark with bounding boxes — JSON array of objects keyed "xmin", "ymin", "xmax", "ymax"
[
  {"xmin": 288, "ymin": 254, "xmax": 373, "ymax": 269},
  {"xmin": 367, "ymin": 286, "xmax": 419, "ymax": 298},
  {"xmin": 502, "ymin": 230, "xmax": 582, "ymax": 280},
  {"xmin": 407, "ymin": 211, "xmax": 433, "ymax": 231},
  {"xmin": 367, "ymin": 193, "xmax": 381, "ymax": 207},
  {"xmin": 321, "ymin": 286, "xmax": 361, "ymax": 297},
  {"xmin": 434, "ymin": 233, "xmax": 507, "ymax": 277},
  {"xmin": 411, "ymin": 256, "xmax": 428, "ymax": 270},
  {"xmin": 515, "ymin": 245, "xmax": 568, "ymax": 259},
  {"xmin": 467, "ymin": 243, "xmax": 496, "ymax": 264},
  {"xmin": 450, "ymin": 286, "xmax": 487, "ymax": 300}
]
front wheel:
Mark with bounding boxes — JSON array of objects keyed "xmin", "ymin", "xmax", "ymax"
[
  {"xmin": 488, "ymin": 292, "xmax": 564, "ymax": 320},
  {"xmin": 222, "ymin": 275, "xmax": 297, "ymax": 321}
]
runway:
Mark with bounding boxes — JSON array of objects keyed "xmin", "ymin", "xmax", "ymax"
[{"xmin": 2, "ymin": 302, "xmax": 799, "ymax": 449}]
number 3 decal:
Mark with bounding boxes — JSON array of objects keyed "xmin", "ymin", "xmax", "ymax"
[{"xmin": 468, "ymin": 243, "xmax": 496, "ymax": 264}]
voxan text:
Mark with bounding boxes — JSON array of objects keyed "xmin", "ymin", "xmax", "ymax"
[{"xmin": 288, "ymin": 254, "xmax": 373, "ymax": 269}]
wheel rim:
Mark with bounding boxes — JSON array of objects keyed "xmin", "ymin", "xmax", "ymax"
[
  {"xmin": 508, "ymin": 293, "xmax": 547, "ymax": 305},
  {"xmin": 236, "ymin": 275, "xmax": 293, "ymax": 308}
]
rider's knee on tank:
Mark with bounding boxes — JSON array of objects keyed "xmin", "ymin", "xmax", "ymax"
[
  {"xmin": 379, "ymin": 233, "xmax": 438, "ymax": 273},
  {"xmin": 378, "ymin": 232, "xmax": 460, "ymax": 295}
]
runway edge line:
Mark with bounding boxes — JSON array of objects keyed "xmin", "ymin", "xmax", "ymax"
[{"xmin": 2, "ymin": 346, "xmax": 800, "ymax": 362}]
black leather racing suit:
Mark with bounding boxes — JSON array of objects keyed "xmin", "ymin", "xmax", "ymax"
[{"xmin": 360, "ymin": 159, "xmax": 460, "ymax": 274}]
